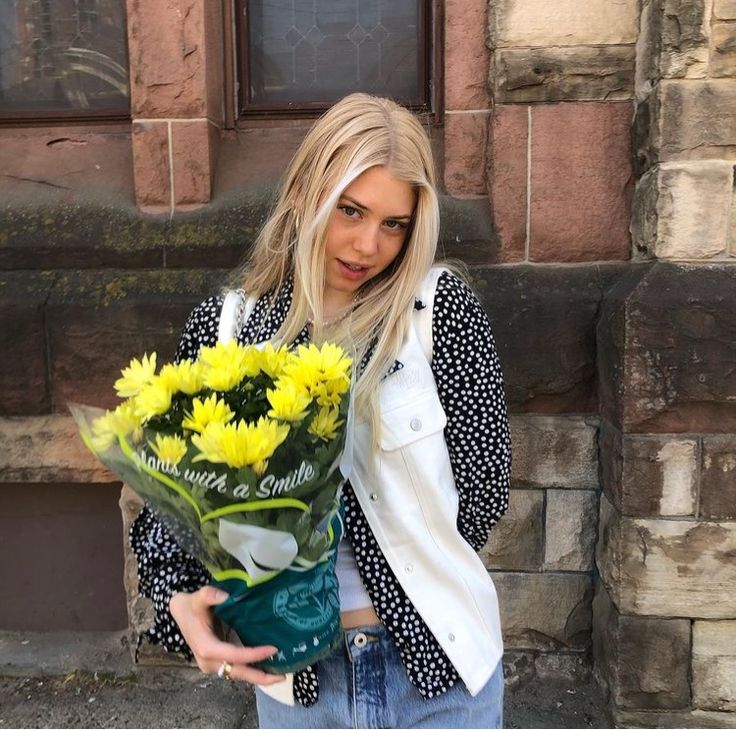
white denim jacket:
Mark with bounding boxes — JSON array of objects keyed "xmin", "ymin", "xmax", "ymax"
[{"xmin": 220, "ymin": 267, "xmax": 504, "ymax": 704}]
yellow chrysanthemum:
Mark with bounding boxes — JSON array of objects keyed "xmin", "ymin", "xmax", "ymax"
[
  {"xmin": 182, "ymin": 394, "xmax": 235, "ymax": 433},
  {"xmin": 191, "ymin": 417, "xmax": 289, "ymax": 472},
  {"xmin": 89, "ymin": 399, "xmax": 143, "ymax": 451},
  {"xmin": 89, "ymin": 410, "xmax": 119, "ymax": 452},
  {"xmin": 149, "ymin": 433, "xmax": 187, "ymax": 466},
  {"xmin": 267, "ymin": 378, "xmax": 312, "ymax": 422},
  {"xmin": 159, "ymin": 360, "xmax": 204, "ymax": 395},
  {"xmin": 133, "ymin": 377, "xmax": 173, "ymax": 422},
  {"xmin": 114, "ymin": 353, "xmax": 157, "ymax": 398},
  {"xmin": 313, "ymin": 377, "xmax": 350, "ymax": 407},
  {"xmin": 308, "ymin": 406, "xmax": 344, "ymax": 442},
  {"xmin": 198, "ymin": 341, "xmax": 256, "ymax": 392},
  {"xmin": 113, "ymin": 399, "xmax": 143, "ymax": 442},
  {"xmin": 285, "ymin": 343, "xmax": 352, "ymax": 396},
  {"xmin": 257, "ymin": 343, "xmax": 289, "ymax": 380}
]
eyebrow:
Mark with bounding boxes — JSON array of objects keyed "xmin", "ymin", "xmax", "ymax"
[{"xmin": 340, "ymin": 194, "xmax": 413, "ymax": 220}]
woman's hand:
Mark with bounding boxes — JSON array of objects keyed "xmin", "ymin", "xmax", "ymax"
[{"xmin": 169, "ymin": 586, "xmax": 286, "ymax": 685}]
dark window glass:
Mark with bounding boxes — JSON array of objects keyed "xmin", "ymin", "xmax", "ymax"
[
  {"xmin": 242, "ymin": 0, "xmax": 429, "ymax": 112},
  {"xmin": 0, "ymin": 0, "xmax": 129, "ymax": 119}
]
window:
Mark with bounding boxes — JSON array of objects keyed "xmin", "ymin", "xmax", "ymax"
[
  {"xmin": 237, "ymin": 0, "xmax": 433, "ymax": 116},
  {"xmin": 0, "ymin": 0, "xmax": 129, "ymax": 122}
]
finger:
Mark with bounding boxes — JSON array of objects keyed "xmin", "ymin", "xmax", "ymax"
[
  {"xmin": 197, "ymin": 641, "xmax": 277, "ymax": 668},
  {"xmin": 230, "ymin": 665, "xmax": 287, "ymax": 686},
  {"xmin": 192, "ymin": 585, "xmax": 230, "ymax": 608}
]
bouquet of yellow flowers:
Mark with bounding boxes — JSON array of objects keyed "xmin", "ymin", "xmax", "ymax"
[{"xmin": 71, "ymin": 339, "xmax": 352, "ymax": 674}]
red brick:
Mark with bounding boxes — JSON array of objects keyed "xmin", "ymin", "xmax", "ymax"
[
  {"xmin": 444, "ymin": 112, "xmax": 489, "ymax": 197},
  {"xmin": 530, "ymin": 102, "xmax": 633, "ymax": 262},
  {"xmin": 171, "ymin": 120, "xmax": 215, "ymax": 207},
  {"xmin": 445, "ymin": 0, "xmax": 491, "ymax": 110},
  {"xmin": 131, "ymin": 122, "xmax": 171, "ymax": 210},
  {"xmin": 489, "ymin": 105, "xmax": 528, "ymax": 262}
]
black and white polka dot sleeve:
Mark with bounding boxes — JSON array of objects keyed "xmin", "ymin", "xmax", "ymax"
[
  {"xmin": 431, "ymin": 271, "xmax": 511, "ymax": 551},
  {"xmin": 129, "ymin": 296, "xmax": 224, "ymax": 659}
]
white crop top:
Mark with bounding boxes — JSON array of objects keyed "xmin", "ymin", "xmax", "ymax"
[{"xmin": 335, "ymin": 538, "xmax": 373, "ymax": 612}]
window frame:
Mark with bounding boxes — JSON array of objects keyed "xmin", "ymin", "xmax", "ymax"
[
  {"xmin": 233, "ymin": 0, "xmax": 441, "ymax": 120},
  {"xmin": 0, "ymin": 1, "xmax": 131, "ymax": 126}
]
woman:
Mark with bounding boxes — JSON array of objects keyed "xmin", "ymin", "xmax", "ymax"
[{"xmin": 131, "ymin": 93, "xmax": 511, "ymax": 728}]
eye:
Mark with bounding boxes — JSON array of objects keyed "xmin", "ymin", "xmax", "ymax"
[
  {"xmin": 339, "ymin": 205, "xmax": 360, "ymax": 218},
  {"xmin": 384, "ymin": 219, "xmax": 408, "ymax": 231}
]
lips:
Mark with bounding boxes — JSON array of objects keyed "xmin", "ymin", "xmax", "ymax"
[{"xmin": 337, "ymin": 259, "xmax": 370, "ymax": 281}]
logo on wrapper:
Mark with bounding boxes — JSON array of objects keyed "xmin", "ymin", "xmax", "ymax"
[{"xmin": 272, "ymin": 571, "xmax": 340, "ymax": 631}]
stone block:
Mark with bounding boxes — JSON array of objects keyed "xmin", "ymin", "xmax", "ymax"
[
  {"xmin": 509, "ymin": 415, "xmax": 598, "ymax": 490},
  {"xmin": 592, "ymin": 582, "xmax": 691, "ymax": 709},
  {"xmin": 618, "ymin": 263, "xmax": 736, "ymax": 432},
  {"xmin": 480, "ymin": 488, "xmax": 544, "ymax": 571},
  {"xmin": 716, "ymin": 0, "xmax": 736, "ymax": 19},
  {"xmin": 493, "ymin": 572, "xmax": 592, "ymax": 651},
  {"xmin": 0, "ymin": 415, "xmax": 116, "ymax": 484},
  {"xmin": 693, "ymin": 620, "xmax": 736, "ymax": 711},
  {"xmin": 131, "ymin": 122, "xmax": 171, "ymax": 211},
  {"xmin": 700, "ymin": 435, "xmax": 736, "ymax": 520},
  {"xmin": 46, "ymin": 269, "xmax": 223, "ymax": 412},
  {"xmin": 0, "ymin": 273, "xmax": 54, "ymax": 416},
  {"xmin": 488, "ymin": 0, "xmax": 639, "ymax": 48},
  {"xmin": 593, "ymin": 586, "xmax": 690, "ymax": 710},
  {"xmin": 659, "ymin": 0, "xmax": 712, "ymax": 78},
  {"xmin": 614, "ymin": 709, "xmax": 736, "ymax": 728},
  {"xmin": 445, "ymin": 0, "xmax": 490, "ymax": 109},
  {"xmin": 597, "ymin": 495, "xmax": 736, "ymax": 618},
  {"xmin": 488, "ymin": 104, "xmax": 528, "ymax": 263},
  {"xmin": 711, "ymin": 22, "xmax": 736, "ymax": 76},
  {"xmin": 444, "ymin": 112, "xmax": 489, "ymax": 197},
  {"xmin": 658, "ymin": 81, "xmax": 736, "ymax": 160},
  {"xmin": 475, "ymin": 265, "xmax": 627, "ymax": 412},
  {"xmin": 127, "ymin": 0, "xmax": 208, "ymax": 118},
  {"xmin": 171, "ymin": 121, "xmax": 215, "ymax": 207},
  {"xmin": 494, "ymin": 46, "xmax": 635, "ymax": 103},
  {"xmin": 529, "ymin": 102, "xmax": 633, "ymax": 262},
  {"xmin": 544, "ymin": 490, "xmax": 598, "ymax": 571},
  {"xmin": 599, "ymin": 421, "xmax": 698, "ymax": 517}
]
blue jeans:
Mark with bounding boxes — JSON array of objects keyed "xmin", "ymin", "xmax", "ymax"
[{"xmin": 255, "ymin": 625, "xmax": 504, "ymax": 729}]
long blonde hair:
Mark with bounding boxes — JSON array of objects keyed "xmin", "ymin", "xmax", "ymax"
[{"xmin": 232, "ymin": 93, "xmax": 440, "ymax": 435}]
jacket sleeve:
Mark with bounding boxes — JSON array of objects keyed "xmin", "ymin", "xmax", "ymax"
[
  {"xmin": 128, "ymin": 296, "xmax": 223, "ymax": 658},
  {"xmin": 431, "ymin": 272, "xmax": 511, "ymax": 551}
]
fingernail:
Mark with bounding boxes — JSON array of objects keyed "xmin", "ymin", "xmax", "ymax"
[{"xmin": 214, "ymin": 589, "xmax": 229, "ymax": 601}]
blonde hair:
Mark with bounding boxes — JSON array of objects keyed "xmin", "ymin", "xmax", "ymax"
[{"xmin": 231, "ymin": 93, "xmax": 440, "ymax": 437}]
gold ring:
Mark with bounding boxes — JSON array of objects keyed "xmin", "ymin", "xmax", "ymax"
[{"xmin": 217, "ymin": 661, "xmax": 233, "ymax": 680}]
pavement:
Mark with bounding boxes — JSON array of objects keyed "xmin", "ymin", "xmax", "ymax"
[{"xmin": 0, "ymin": 631, "xmax": 612, "ymax": 729}]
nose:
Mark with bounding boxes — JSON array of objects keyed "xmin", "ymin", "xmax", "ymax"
[{"xmin": 353, "ymin": 224, "xmax": 380, "ymax": 256}]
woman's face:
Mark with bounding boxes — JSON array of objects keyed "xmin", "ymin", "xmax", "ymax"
[{"xmin": 322, "ymin": 165, "xmax": 416, "ymax": 314}]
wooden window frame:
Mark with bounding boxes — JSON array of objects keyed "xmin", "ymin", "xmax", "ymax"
[{"xmin": 233, "ymin": 0, "xmax": 442, "ymax": 122}]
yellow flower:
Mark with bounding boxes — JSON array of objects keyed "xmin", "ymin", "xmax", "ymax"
[
  {"xmin": 198, "ymin": 341, "xmax": 254, "ymax": 392},
  {"xmin": 313, "ymin": 377, "xmax": 349, "ymax": 407},
  {"xmin": 113, "ymin": 399, "xmax": 143, "ymax": 442},
  {"xmin": 285, "ymin": 343, "xmax": 352, "ymax": 396},
  {"xmin": 159, "ymin": 360, "xmax": 204, "ymax": 395},
  {"xmin": 267, "ymin": 378, "xmax": 312, "ymax": 422},
  {"xmin": 192, "ymin": 417, "xmax": 289, "ymax": 472},
  {"xmin": 149, "ymin": 433, "xmax": 187, "ymax": 466},
  {"xmin": 114, "ymin": 353, "xmax": 157, "ymax": 398},
  {"xmin": 89, "ymin": 399, "xmax": 143, "ymax": 451},
  {"xmin": 89, "ymin": 410, "xmax": 119, "ymax": 451},
  {"xmin": 257, "ymin": 343, "xmax": 289, "ymax": 380},
  {"xmin": 133, "ymin": 377, "xmax": 173, "ymax": 422},
  {"xmin": 308, "ymin": 406, "xmax": 344, "ymax": 442},
  {"xmin": 182, "ymin": 394, "xmax": 235, "ymax": 433}
]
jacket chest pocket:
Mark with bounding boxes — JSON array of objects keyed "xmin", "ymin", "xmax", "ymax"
[{"xmin": 380, "ymin": 390, "xmax": 447, "ymax": 451}]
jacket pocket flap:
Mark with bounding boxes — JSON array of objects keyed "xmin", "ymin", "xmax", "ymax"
[{"xmin": 380, "ymin": 391, "xmax": 447, "ymax": 451}]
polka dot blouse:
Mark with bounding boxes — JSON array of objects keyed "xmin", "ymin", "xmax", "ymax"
[{"xmin": 130, "ymin": 271, "xmax": 511, "ymax": 706}]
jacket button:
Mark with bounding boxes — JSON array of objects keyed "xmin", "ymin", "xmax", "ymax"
[
  {"xmin": 369, "ymin": 493, "xmax": 378, "ymax": 501},
  {"xmin": 410, "ymin": 418, "xmax": 422, "ymax": 432},
  {"xmin": 405, "ymin": 564, "xmax": 414, "ymax": 573},
  {"xmin": 448, "ymin": 633, "xmax": 456, "ymax": 642}
]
